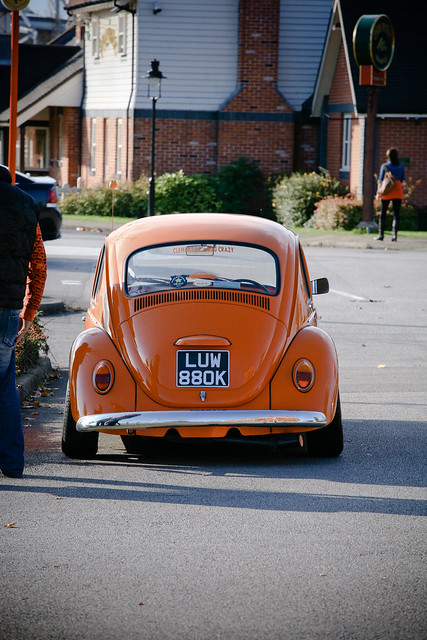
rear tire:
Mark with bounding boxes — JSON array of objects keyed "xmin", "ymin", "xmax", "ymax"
[
  {"xmin": 62, "ymin": 384, "xmax": 98, "ymax": 459},
  {"xmin": 304, "ymin": 394, "xmax": 343, "ymax": 457}
]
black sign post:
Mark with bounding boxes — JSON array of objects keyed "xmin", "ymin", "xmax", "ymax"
[{"xmin": 353, "ymin": 15, "xmax": 395, "ymax": 231}]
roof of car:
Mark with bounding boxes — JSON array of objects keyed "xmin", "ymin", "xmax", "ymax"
[
  {"xmin": 105, "ymin": 213, "xmax": 297, "ymax": 282},
  {"xmin": 109, "ymin": 213, "xmax": 294, "ymax": 248}
]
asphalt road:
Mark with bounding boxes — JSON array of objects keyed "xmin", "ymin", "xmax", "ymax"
[{"xmin": 1, "ymin": 229, "xmax": 426, "ymax": 640}]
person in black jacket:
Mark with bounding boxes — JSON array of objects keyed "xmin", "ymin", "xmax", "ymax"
[{"xmin": 0, "ymin": 165, "xmax": 47, "ymax": 478}]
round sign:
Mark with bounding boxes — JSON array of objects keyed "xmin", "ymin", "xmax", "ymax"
[
  {"xmin": 1, "ymin": 0, "xmax": 31, "ymax": 9},
  {"xmin": 353, "ymin": 14, "xmax": 395, "ymax": 71}
]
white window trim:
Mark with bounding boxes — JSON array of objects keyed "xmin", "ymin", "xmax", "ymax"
[
  {"xmin": 92, "ymin": 17, "xmax": 100, "ymax": 59},
  {"xmin": 116, "ymin": 118, "xmax": 122, "ymax": 177},
  {"xmin": 118, "ymin": 14, "xmax": 127, "ymax": 57},
  {"xmin": 341, "ymin": 114, "xmax": 351, "ymax": 172},
  {"xmin": 90, "ymin": 118, "xmax": 96, "ymax": 174}
]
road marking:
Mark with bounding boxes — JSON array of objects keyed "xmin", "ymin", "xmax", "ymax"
[
  {"xmin": 61, "ymin": 280, "xmax": 82, "ymax": 286},
  {"xmin": 329, "ymin": 288, "xmax": 369, "ymax": 301},
  {"xmin": 45, "ymin": 245, "xmax": 101, "ymax": 258}
]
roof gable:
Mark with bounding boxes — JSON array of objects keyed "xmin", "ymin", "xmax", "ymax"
[
  {"xmin": 0, "ymin": 35, "xmax": 80, "ymax": 112},
  {"xmin": 313, "ymin": 0, "xmax": 427, "ymax": 116}
]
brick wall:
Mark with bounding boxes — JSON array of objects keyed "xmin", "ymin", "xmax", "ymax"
[
  {"xmin": 50, "ymin": 107, "xmax": 80, "ymax": 187},
  {"xmin": 377, "ymin": 119, "xmax": 427, "ymax": 208},
  {"xmin": 132, "ymin": 118, "xmax": 218, "ymax": 179},
  {"xmin": 80, "ymin": 0, "xmax": 298, "ymax": 187},
  {"xmin": 294, "ymin": 119, "xmax": 320, "ymax": 173},
  {"xmin": 329, "ymin": 44, "xmax": 353, "ymax": 104},
  {"xmin": 325, "ymin": 42, "xmax": 427, "ymax": 208}
]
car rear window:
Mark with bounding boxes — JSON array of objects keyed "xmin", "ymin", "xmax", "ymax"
[{"xmin": 126, "ymin": 242, "xmax": 279, "ymax": 297}]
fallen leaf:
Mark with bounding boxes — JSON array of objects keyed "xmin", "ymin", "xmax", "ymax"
[{"xmin": 138, "ymin": 602, "xmax": 144, "ymax": 606}]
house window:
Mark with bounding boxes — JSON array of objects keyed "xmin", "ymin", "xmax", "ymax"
[
  {"xmin": 24, "ymin": 126, "xmax": 49, "ymax": 171},
  {"xmin": 90, "ymin": 118, "xmax": 96, "ymax": 174},
  {"xmin": 116, "ymin": 118, "xmax": 122, "ymax": 177},
  {"xmin": 92, "ymin": 18, "xmax": 100, "ymax": 59},
  {"xmin": 118, "ymin": 15, "xmax": 127, "ymax": 56},
  {"xmin": 341, "ymin": 114, "xmax": 351, "ymax": 173}
]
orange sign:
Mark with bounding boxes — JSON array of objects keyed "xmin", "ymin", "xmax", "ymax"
[{"xmin": 359, "ymin": 65, "xmax": 387, "ymax": 87}]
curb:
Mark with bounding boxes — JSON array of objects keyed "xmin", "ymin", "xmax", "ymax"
[
  {"xmin": 39, "ymin": 297, "xmax": 65, "ymax": 315},
  {"xmin": 16, "ymin": 356, "xmax": 52, "ymax": 404}
]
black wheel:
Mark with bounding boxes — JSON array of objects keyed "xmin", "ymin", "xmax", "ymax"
[
  {"xmin": 62, "ymin": 384, "xmax": 98, "ymax": 459},
  {"xmin": 121, "ymin": 435, "xmax": 144, "ymax": 454},
  {"xmin": 304, "ymin": 394, "xmax": 343, "ymax": 457}
]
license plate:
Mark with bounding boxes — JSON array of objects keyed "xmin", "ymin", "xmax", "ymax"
[{"xmin": 176, "ymin": 350, "xmax": 229, "ymax": 387}]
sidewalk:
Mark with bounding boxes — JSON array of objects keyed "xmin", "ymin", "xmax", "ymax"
[{"xmin": 62, "ymin": 215, "xmax": 427, "ymax": 251}]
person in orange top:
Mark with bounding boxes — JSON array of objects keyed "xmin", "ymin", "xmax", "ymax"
[
  {"xmin": 376, "ymin": 148, "xmax": 405, "ymax": 242},
  {"xmin": 0, "ymin": 165, "xmax": 47, "ymax": 478}
]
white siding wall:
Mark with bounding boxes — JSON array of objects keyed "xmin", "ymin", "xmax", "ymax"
[
  {"xmin": 84, "ymin": 9, "xmax": 134, "ymax": 111},
  {"xmin": 134, "ymin": 0, "xmax": 239, "ymax": 111},
  {"xmin": 278, "ymin": 0, "xmax": 332, "ymax": 111}
]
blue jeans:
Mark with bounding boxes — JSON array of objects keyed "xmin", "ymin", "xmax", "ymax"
[{"xmin": 0, "ymin": 309, "xmax": 24, "ymax": 476}]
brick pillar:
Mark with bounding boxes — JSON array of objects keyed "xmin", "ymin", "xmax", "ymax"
[{"xmin": 219, "ymin": 0, "xmax": 293, "ymax": 175}]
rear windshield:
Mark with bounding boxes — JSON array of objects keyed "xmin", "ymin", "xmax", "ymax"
[{"xmin": 126, "ymin": 242, "xmax": 279, "ymax": 297}]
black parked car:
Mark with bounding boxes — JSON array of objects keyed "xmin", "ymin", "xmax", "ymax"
[{"xmin": 15, "ymin": 171, "xmax": 62, "ymax": 241}]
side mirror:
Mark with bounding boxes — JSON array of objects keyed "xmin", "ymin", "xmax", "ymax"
[{"xmin": 310, "ymin": 277, "xmax": 329, "ymax": 295}]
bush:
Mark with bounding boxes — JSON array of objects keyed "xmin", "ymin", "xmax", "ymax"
[
  {"xmin": 272, "ymin": 169, "xmax": 348, "ymax": 227},
  {"xmin": 61, "ymin": 177, "xmax": 149, "ymax": 218},
  {"xmin": 309, "ymin": 196, "xmax": 363, "ymax": 230},
  {"xmin": 213, "ymin": 157, "xmax": 272, "ymax": 218},
  {"xmin": 154, "ymin": 170, "xmax": 221, "ymax": 214},
  {"xmin": 15, "ymin": 315, "xmax": 49, "ymax": 376}
]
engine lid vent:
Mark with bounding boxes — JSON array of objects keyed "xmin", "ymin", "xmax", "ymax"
[{"xmin": 133, "ymin": 289, "xmax": 270, "ymax": 312}]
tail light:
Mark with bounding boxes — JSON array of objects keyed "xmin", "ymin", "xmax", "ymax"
[
  {"xmin": 47, "ymin": 187, "xmax": 57, "ymax": 203},
  {"xmin": 93, "ymin": 361, "xmax": 114, "ymax": 394},
  {"xmin": 293, "ymin": 359, "xmax": 315, "ymax": 392}
]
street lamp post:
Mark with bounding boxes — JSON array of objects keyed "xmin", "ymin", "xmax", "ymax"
[{"xmin": 145, "ymin": 59, "xmax": 166, "ymax": 216}]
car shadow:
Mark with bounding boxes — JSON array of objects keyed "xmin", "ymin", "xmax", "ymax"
[{"xmin": 3, "ymin": 417, "xmax": 426, "ymax": 517}]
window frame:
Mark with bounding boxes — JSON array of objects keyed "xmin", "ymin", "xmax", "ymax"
[
  {"xmin": 118, "ymin": 14, "xmax": 127, "ymax": 56},
  {"xmin": 115, "ymin": 118, "xmax": 122, "ymax": 178},
  {"xmin": 23, "ymin": 125, "xmax": 50, "ymax": 171},
  {"xmin": 340, "ymin": 113, "xmax": 352, "ymax": 173},
  {"xmin": 124, "ymin": 240, "xmax": 281, "ymax": 299},
  {"xmin": 90, "ymin": 118, "xmax": 96, "ymax": 175},
  {"xmin": 92, "ymin": 17, "xmax": 100, "ymax": 59}
]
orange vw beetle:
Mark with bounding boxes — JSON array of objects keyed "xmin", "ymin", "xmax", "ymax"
[{"xmin": 62, "ymin": 213, "xmax": 343, "ymax": 458}]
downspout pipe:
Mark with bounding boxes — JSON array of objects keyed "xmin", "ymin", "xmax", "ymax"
[
  {"xmin": 78, "ymin": 24, "xmax": 86, "ymax": 183},
  {"xmin": 126, "ymin": 9, "xmax": 135, "ymax": 181}
]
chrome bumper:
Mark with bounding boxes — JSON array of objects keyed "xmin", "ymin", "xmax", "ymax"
[{"xmin": 76, "ymin": 410, "xmax": 326, "ymax": 433}]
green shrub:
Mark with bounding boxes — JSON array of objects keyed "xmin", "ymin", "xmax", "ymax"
[
  {"xmin": 15, "ymin": 315, "xmax": 49, "ymax": 376},
  {"xmin": 61, "ymin": 177, "xmax": 149, "ymax": 218},
  {"xmin": 272, "ymin": 169, "xmax": 348, "ymax": 227},
  {"xmin": 309, "ymin": 196, "xmax": 362, "ymax": 230},
  {"xmin": 154, "ymin": 170, "xmax": 221, "ymax": 215},
  {"xmin": 213, "ymin": 157, "xmax": 272, "ymax": 218}
]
